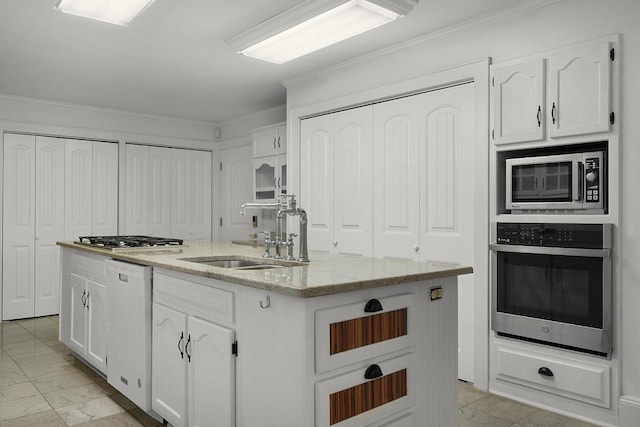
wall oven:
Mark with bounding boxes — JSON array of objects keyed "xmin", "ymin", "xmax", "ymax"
[
  {"xmin": 490, "ymin": 222, "xmax": 613, "ymax": 356},
  {"xmin": 506, "ymin": 151, "xmax": 605, "ymax": 213}
]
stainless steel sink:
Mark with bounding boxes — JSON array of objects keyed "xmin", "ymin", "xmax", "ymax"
[{"xmin": 178, "ymin": 256, "xmax": 298, "ymax": 270}]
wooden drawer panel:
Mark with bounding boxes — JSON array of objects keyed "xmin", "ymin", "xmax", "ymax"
[
  {"xmin": 153, "ymin": 271, "xmax": 234, "ymax": 325},
  {"xmin": 330, "ymin": 308, "xmax": 407, "ymax": 355},
  {"xmin": 316, "ymin": 353, "xmax": 415, "ymax": 427},
  {"xmin": 495, "ymin": 344, "xmax": 610, "ymax": 408},
  {"xmin": 316, "ymin": 294, "xmax": 415, "ymax": 373}
]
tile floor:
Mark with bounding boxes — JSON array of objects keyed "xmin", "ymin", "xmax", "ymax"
[{"xmin": 1, "ymin": 316, "xmax": 600, "ymax": 426}]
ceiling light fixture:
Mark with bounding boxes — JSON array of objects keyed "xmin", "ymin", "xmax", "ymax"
[
  {"xmin": 55, "ymin": 0, "xmax": 155, "ymax": 26},
  {"xmin": 226, "ymin": 0, "xmax": 418, "ymax": 64}
]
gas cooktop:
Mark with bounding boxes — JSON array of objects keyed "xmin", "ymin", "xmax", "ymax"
[{"xmin": 78, "ymin": 235, "xmax": 184, "ymax": 249}]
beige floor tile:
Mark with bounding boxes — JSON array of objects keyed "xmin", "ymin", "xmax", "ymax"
[
  {"xmin": 43, "ymin": 382, "xmax": 110, "ymax": 409},
  {"xmin": 74, "ymin": 411, "xmax": 147, "ymax": 426},
  {"xmin": 459, "ymin": 406, "xmax": 514, "ymax": 427},
  {"xmin": 0, "ymin": 394, "xmax": 52, "ymax": 421},
  {"xmin": 0, "ymin": 408, "xmax": 67, "ymax": 427},
  {"xmin": 0, "ymin": 368, "xmax": 29, "ymax": 388},
  {"xmin": 127, "ymin": 408, "xmax": 165, "ymax": 427},
  {"xmin": 0, "ymin": 381, "xmax": 40, "ymax": 403},
  {"xmin": 465, "ymin": 394, "xmax": 538, "ymax": 424},
  {"xmin": 32, "ymin": 370, "xmax": 93, "ymax": 394},
  {"xmin": 14, "ymin": 351, "xmax": 67, "ymax": 368},
  {"xmin": 515, "ymin": 409, "xmax": 600, "ymax": 427},
  {"xmin": 21, "ymin": 361, "xmax": 76, "ymax": 380},
  {"xmin": 459, "ymin": 381, "xmax": 491, "ymax": 407},
  {"xmin": 55, "ymin": 396, "xmax": 125, "ymax": 426}
]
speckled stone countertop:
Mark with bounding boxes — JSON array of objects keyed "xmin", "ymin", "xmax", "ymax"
[{"xmin": 58, "ymin": 241, "xmax": 473, "ymax": 298}]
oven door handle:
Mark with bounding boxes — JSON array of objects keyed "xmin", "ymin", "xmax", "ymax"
[{"xmin": 489, "ymin": 244, "xmax": 610, "ymax": 258}]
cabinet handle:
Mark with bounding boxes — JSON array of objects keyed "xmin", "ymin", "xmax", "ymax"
[
  {"xmin": 273, "ymin": 178, "xmax": 277, "ymax": 188},
  {"xmin": 538, "ymin": 366, "xmax": 554, "ymax": 377},
  {"xmin": 85, "ymin": 292, "xmax": 89, "ymax": 310},
  {"xmin": 537, "ymin": 105, "xmax": 542, "ymax": 127},
  {"xmin": 185, "ymin": 334, "xmax": 192, "ymax": 363},
  {"xmin": 273, "ymin": 137, "xmax": 276, "ymax": 150},
  {"xmin": 277, "ymin": 136, "xmax": 281, "ymax": 149},
  {"xmin": 81, "ymin": 290, "xmax": 86, "ymax": 308},
  {"xmin": 178, "ymin": 332, "xmax": 184, "ymax": 359},
  {"xmin": 551, "ymin": 102, "xmax": 556, "ymax": 124},
  {"xmin": 364, "ymin": 299, "xmax": 383, "ymax": 313},
  {"xmin": 277, "ymin": 177, "xmax": 280, "ymax": 188},
  {"xmin": 364, "ymin": 364, "xmax": 383, "ymax": 380}
]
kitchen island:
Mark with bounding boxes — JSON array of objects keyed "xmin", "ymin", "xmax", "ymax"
[{"xmin": 57, "ymin": 241, "xmax": 472, "ymax": 427}]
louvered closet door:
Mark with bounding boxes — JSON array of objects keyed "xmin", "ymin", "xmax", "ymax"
[
  {"xmin": 34, "ymin": 137, "xmax": 65, "ymax": 317},
  {"xmin": 3, "ymin": 134, "xmax": 36, "ymax": 320}
]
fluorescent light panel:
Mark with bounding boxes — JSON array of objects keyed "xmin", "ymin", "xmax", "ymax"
[
  {"xmin": 56, "ymin": 0, "xmax": 155, "ymax": 26},
  {"xmin": 240, "ymin": 0, "xmax": 401, "ymax": 64}
]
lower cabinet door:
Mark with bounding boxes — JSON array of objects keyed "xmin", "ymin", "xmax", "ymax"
[
  {"xmin": 85, "ymin": 279, "xmax": 107, "ymax": 372},
  {"xmin": 316, "ymin": 353, "xmax": 415, "ymax": 427},
  {"xmin": 152, "ymin": 303, "xmax": 188, "ymax": 427},
  {"xmin": 68, "ymin": 273, "xmax": 87, "ymax": 355},
  {"xmin": 188, "ymin": 317, "xmax": 235, "ymax": 427}
]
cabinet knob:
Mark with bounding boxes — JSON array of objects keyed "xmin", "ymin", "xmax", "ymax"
[
  {"xmin": 538, "ymin": 366, "xmax": 554, "ymax": 377},
  {"xmin": 413, "ymin": 245, "xmax": 419, "ymax": 252},
  {"xmin": 364, "ymin": 298, "xmax": 383, "ymax": 313},
  {"xmin": 364, "ymin": 364, "xmax": 383, "ymax": 380},
  {"xmin": 333, "ymin": 241, "xmax": 338, "ymax": 247}
]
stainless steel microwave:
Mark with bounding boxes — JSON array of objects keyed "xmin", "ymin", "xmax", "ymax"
[{"xmin": 506, "ymin": 151, "xmax": 605, "ymax": 213}]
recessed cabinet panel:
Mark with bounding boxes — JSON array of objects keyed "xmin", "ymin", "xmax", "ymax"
[
  {"xmin": 548, "ymin": 42, "xmax": 611, "ymax": 138},
  {"xmin": 492, "ymin": 59, "xmax": 545, "ymax": 144}
]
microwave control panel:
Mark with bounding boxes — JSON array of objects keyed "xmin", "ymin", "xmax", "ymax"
[
  {"xmin": 584, "ymin": 157, "xmax": 600, "ymax": 203},
  {"xmin": 496, "ymin": 222, "xmax": 611, "ymax": 249}
]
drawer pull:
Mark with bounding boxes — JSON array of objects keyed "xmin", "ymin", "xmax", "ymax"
[
  {"xmin": 538, "ymin": 367, "xmax": 554, "ymax": 377},
  {"xmin": 364, "ymin": 299, "xmax": 383, "ymax": 313},
  {"xmin": 364, "ymin": 364, "xmax": 383, "ymax": 380}
]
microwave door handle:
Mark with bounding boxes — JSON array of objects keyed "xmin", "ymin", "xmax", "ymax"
[{"xmin": 573, "ymin": 162, "xmax": 583, "ymax": 201}]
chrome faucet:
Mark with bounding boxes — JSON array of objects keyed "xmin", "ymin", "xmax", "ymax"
[{"xmin": 240, "ymin": 194, "xmax": 309, "ymax": 262}]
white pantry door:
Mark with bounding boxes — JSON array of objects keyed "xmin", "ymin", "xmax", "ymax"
[
  {"xmin": 418, "ymin": 83, "xmax": 475, "ymax": 382},
  {"xmin": 219, "ymin": 145, "xmax": 253, "ymax": 243}
]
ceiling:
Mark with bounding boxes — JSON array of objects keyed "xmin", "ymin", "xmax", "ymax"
[{"xmin": 0, "ymin": 0, "xmax": 526, "ymax": 123}]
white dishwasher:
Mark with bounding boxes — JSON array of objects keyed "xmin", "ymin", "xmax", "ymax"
[{"xmin": 106, "ymin": 259, "xmax": 152, "ymax": 411}]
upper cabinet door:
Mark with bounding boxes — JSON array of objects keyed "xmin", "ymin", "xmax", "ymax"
[
  {"xmin": 548, "ymin": 42, "xmax": 611, "ymax": 138},
  {"xmin": 252, "ymin": 122, "xmax": 286, "ymax": 157},
  {"xmin": 492, "ymin": 59, "xmax": 545, "ymax": 144},
  {"xmin": 65, "ymin": 139, "xmax": 93, "ymax": 241},
  {"xmin": 92, "ymin": 142, "xmax": 118, "ymax": 236}
]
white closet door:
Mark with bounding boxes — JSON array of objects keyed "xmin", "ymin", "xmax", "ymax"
[
  {"xmin": 300, "ymin": 114, "xmax": 335, "ymax": 254},
  {"xmin": 219, "ymin": 145, "xmax": 253, "ymax": 243},
  {"xmin": 34, "ymin": 136, "xmax": 65, "ymax": 317},
  {"xmin": 65, "ymin": 140, "xmax": 93, "ymax": 241},
  {"xmin": 171, "ymin": 149, "xmax": 193, "ymax": 240},
  {"xmin": 125, "ymin": 144, "xmax": 151, "ymax": 235},
  {"xmin": 149, "ymin": 147, "xmax": 172, "ymax": 237},
  {"xmin": 418, "ymin": 83, "xmax": 475, "ymax": 382},
  {"xmin": 334, "ymin": 106, "xmax": 373, "ymax": 257},
  {"xmin": 92, "ymin": 142, "xmax": 118, "ymax": 236},
  {"xmin": 190, "ymin": 151, "xmax": 212, "ymax": 241},
  {"xmin": 372, "ymin": 95, "xmax": 421, "ymax": 261},
  {"xmin": 3, "ymin": 134, "xmax": 36, "ymax": 320}
]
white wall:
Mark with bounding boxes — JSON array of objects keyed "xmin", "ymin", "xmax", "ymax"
[{"xmin": 284, "ymin": 0, "xmax": 640, "ymax": 423}]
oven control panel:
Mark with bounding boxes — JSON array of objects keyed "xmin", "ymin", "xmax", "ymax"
[{"xmin": 496, "ymin": 223, "xmax": 611, "ymax": 249}]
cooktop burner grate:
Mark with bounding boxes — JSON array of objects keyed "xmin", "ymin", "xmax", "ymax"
[{"xmin": 78, "ymin": 236, "xmax": 184, "ymax": 248}]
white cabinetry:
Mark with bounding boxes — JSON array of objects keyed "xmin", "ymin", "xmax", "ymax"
[
  {"xmin": 125, "ymin": 145, "xmax": 212, "ymax": 241},
  {"xmin": 152, "ymin": 271, "xmax": 235, "ymax": 427},
  {"xmin": 60, "ymin": 250, "xmax": 107, "ymax": 373},
  {"xmin": 301, "ymin": 106, "xmax": 373, "ymax": 256},
  {"xmin": 64, "ymin": 139, "xmax": 118, "ymax": 240},
  {"xmin": 491, "ymin": 41, "xmax": 612, "ymax": 145},
  {"xmin": 252, "ymin": 123, "xmax": 286, "ymax": 200}
]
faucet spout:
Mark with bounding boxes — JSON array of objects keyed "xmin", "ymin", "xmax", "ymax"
[{"xmin": 240, "ymin": 201, "xmax": 280, "ymax": 216}]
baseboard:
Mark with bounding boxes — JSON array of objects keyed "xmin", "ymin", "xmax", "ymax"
[{"xmin": 619, "ymin": 396, "xmax": 640, "ymax": 427}]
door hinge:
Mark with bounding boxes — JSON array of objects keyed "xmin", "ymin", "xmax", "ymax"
[
  {"xmin": 610, "ymin": 112, "xmax": 615, "ymax": 125},
  {"xmin": 610, "ymin": 48, "xmax": 615, "ymax": 61},
  {"xmin": 219, "ymin": 217, "xmax": 223, "ymax": 227},
  {"xmin": 232, "ymin": 341, "xmax": 238, "ymax": 356}
]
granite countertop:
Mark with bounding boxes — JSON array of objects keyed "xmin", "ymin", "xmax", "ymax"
[{"xmin": 58, "ymin": 241, "xmax": 473, "ymax": 298}]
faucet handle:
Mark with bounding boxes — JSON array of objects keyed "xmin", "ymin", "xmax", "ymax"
[{"xmin": 286, "ymin": 234, "xmax": 297, "ymax": 261}]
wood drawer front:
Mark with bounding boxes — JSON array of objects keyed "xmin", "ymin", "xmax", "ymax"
[
  {"xmin": 316, "ymin": 294, "xmax": 415, "ymax": 373},
  {"xmin": 71, "ymin": 252, "xmax": 107, "ymax": 283},
  {"xmin": 316, "ymin": 353, "xmax": 415, "ymax": 427},
  {"xmin": 495, "ymin": 344, "xmax": 610, "ymax": 408},
  {"xmin": 153, "ymin": 272, "xmax": 234, "ymax": 324}
]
